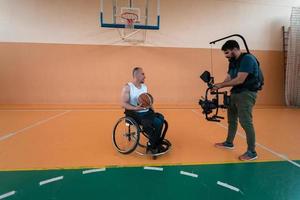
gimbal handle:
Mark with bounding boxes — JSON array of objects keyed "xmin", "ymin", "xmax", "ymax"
[{"xmin": 210, "ymin": 91, "xmax": 227, "ymax": 95}]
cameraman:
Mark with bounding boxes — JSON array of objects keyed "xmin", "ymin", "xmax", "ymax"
[{"xmin": 212, "ymin": 40, "xmax": 259, "ymax": 161}]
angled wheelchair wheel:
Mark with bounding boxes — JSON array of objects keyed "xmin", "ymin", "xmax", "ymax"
[{"xmin": 112, "ymin": 116, "xmax": 140, "ymax": 154}]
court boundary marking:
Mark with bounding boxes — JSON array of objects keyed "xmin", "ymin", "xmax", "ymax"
[
  {"xmin": 0, "ymin": 110, "xmax": 71, "ymax": 142},
  {"xmin": 0, "ymin": 166, "xmax": 249, "ymax": 199}
]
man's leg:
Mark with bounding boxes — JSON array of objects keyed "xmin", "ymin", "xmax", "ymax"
[
  {"xmin": 139, "ymin": 111, "xmax": 161, "ymax": 151},
  {"xmin": 236, "ymin": 91, "xmax": 258, "ymax": 160},
  {"xmin": 236, "ymin": 91, "xmax": 257, "ymax": 152},
  {"xmin": 215, "ymin": 93, "xmax": 238, "ymax": 149},
  {"xmin": 226, "ymin": 93, "xmax": 238, "ymax": 144},
  {"xmin": 153, "ymin": 113, "xmax": 165, "ymax": 139},
  {"xmin": 153, "ymin": 115, "xmax": 164, "ymax": 138},
  {"xmin": 151, "ymin": 115, "xmax": 166, "ymax": 152},
  {"xmin": 124, "ymin": 110, "xmax": 142, "ymax": 124},
  {"xmin": 142, "ymin": 121, "xmax": 158, "ymax": 149}
]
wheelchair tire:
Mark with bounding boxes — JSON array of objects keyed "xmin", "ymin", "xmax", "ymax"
[{"xmin": 112, "ymin": 116, "xmax": 140, "ymax": 154}]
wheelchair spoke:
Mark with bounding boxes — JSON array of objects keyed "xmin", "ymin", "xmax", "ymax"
[{"xmin": 112, "ymin": 117, "xmax": 140, "ymax": 154}]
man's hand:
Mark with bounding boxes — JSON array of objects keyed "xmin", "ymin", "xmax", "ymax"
[
  {"xmin": 135, "ymin": 105, "xmax": 147, "ymax": 111},
  {"xmin": 211, "ymin": 83, "xmax": 223, "ymax": 92}
]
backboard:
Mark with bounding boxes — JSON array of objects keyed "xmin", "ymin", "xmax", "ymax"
[{"xmin": 100, "ymin": 0, "xmax": 160, "ymax": 30}]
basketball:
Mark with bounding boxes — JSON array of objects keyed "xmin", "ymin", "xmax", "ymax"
[{"xmin": 138, "ymin": 93, "xmax": 154, "ymax": 108}]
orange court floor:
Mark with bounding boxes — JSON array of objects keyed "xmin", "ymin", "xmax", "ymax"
[{"xmin": 0, "ymin": 105, "xmax": 299, "ymax": 171}]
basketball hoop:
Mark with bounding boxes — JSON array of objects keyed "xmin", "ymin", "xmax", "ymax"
[
  {"xmin": 117, "ymin": 7, "xmax": 145, "ymax": 43},
  {"xmin": 121, "ymin": 12, "xmax": 139, "ymax": 29}
]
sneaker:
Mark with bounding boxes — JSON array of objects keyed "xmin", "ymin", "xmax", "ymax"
[
  {"xmin": 146, "ymin": 143, "xmax": 158, "ymax": 154},
  {"xmin": 214, "ymin": 142, "xmax": 234, "ymax": 150},
  {"xmin": 239, "ymin": 150, "xmax": 258, "ymax": 161},
  {"xmin": 157, "ymin": 144, "xmax": 168, "ymax": 153}
]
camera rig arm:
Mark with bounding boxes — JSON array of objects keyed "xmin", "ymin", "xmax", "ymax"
[{"xmin": 209, "ymin": 34, "xmax": 250, "ymax": 54}]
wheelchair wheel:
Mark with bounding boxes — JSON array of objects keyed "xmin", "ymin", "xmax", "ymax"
[{"xmin": 112, "ymin": 116, "xmax": 140, "ymax": 154}]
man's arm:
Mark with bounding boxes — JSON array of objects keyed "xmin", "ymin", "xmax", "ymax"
[
  {"xmin": 224, "ymin": 74, "xmax": 231, "ymax": 82},
  {"xmin": 121, "ymin": 85, "xmax": 145, "ymax": 111},
  {"xmin": 213, "ymin": 72, "xmax": 248, "ymax": 90}
]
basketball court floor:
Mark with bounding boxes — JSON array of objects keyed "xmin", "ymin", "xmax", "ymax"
[{"xmin": 0, "ymin": 106, "xmax": 299, "ymax": 199}]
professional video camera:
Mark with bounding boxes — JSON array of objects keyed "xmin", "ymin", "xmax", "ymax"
[{"xmin": 199, "ymin": 71, "xmax": 230, "ymax": 122}]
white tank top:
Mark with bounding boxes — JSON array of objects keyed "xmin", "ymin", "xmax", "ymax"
[{"xmin": 128, "ymin": 82, "xmax": 148, "ymax": 113}]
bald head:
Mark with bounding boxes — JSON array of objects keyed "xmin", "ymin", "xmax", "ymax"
[
  {"xmin": 132, "ymin": 67, "xmax": 145, "ymax": 84},
  {"xmin": 132, "ymin": 67, "xmax": 142, "ymax": 77}
]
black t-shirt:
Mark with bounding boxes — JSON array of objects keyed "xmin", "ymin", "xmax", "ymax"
[{"xmin": 228, "ymin": 53, "xmax": 260, "ymax": 93}]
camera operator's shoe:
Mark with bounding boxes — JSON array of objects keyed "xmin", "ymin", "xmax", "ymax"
[
  {"xmin": 238, "ymin": 150, "xmax": 258, "ymax": 161},
  {"xmin": 214, "ymin": 142, "xmax": 234, "ymax": 150}
]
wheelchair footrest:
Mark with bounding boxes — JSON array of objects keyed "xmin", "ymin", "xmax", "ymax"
[
  {"xmin": 161, "ymin": 139, "xmax": 172, "ymax": 148},
  {"xmin": 135, "ymin": 139, "xmax": 171, "ymax": 157}
]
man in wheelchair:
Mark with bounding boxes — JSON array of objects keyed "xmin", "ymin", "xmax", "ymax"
[{"xmin": 121, "ymin": 67, "xmax": 168, "ymax": 154}]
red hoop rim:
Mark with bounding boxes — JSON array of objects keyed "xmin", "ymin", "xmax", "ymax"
[{"xmin": 121, "ymin": 12, "xmax": 139, "ymax": 24}]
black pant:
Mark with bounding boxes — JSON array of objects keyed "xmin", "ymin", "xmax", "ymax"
[{"xmin": 124, "ymin": 109, "xmax": 165, "ymax": 148}]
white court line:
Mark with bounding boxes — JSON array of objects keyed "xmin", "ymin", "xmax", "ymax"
[
  {"xmin": 70, "ymin": 109, "xmax": 121, "ymax": 112},
  {"xmin": 39, "ymin": 176, "xmax": 64, "ymax": 186},
  {"xmin": 180, "ymin": 171, "xmax": 198, "ymax": 178},
  {"xmin": 0, "ymin": 107, "xmax": 198, "ymax": 112},
  {"xmin": 0, "ymin": 109, "xmax": 120, "ymax": 112},
  {"xmin": 217, "ymin": 181, "xmax": 242, "ymax": 193},
  {"xmin": 191, "ymin": 109, "xmax": 300, "ymax": 168},
  {"xmin": 0, "ymin": 110, "xmax": 71, "ymax": 142},
  {"xmin": 0, "ymin": 191, "xmax": 16, "ymax": 199},
  {"xmin": 82, "ymin": 168, "xmax": 106, "ymax": 174},
  {"xmin": 144, "ymin": 166, "xmax": 164, "ymax": 171},
  {"xmin": 0, "ymin": 109, "xmax": 69, "ymax": 112}
]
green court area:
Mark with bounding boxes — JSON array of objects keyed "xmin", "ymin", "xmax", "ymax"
[{"xmin": 1, "ymin": 161, "xmax": 300, "ymax": 200}]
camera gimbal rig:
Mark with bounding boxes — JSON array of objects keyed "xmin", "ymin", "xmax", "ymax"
[
  {"xmin": 199, "ymin": 34, "xmax": 250, "ymax": 122},
  {"xmin": 199, "ymin": 71, "xmax": 230, "ymax": 122}
]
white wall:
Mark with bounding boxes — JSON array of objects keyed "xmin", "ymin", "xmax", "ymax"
[{"xmin": 0, "ymin": 0, "xmax": 299, "ymax": 50}]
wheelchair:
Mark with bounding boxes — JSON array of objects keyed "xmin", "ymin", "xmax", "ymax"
[{"xmin": 112, "ymin": 112, "xmax": 171, "ymax": 159}]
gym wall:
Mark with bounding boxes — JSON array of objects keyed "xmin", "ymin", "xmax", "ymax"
[{"xmin": 0, "ymin": 0, "xmax": 297, "ymax": 106}]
